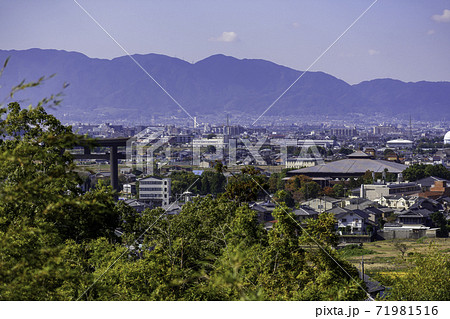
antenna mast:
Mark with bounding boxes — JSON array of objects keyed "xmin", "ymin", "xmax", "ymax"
[{"xmin": 409, "ymin": 115, "xmax": 412, "ymax": 140}]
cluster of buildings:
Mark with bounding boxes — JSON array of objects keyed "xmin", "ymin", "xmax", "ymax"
[
  {"xmin": 73, "ymin": 119, "xmax": 450, "ymax": 242},
  {"xmin": 117, "ymin": 149, "xmax": 450, "ymax": 243},
  {"xmin": 254, "ymin": 179, "xmax": 449, "ymax": 242},
  {"xmin": 281, "ymin": 149, "xmax": 450, "ymax": 241},
  {"xmin": 70, "ymin": 119, "xmax": 450, "ymax": 171}
]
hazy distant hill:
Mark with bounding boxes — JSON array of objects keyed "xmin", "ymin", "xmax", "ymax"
[
  {"xmin": 353, "ymin": 79, "xmax": 450, "ymax": 120},
  {"xmin": 0, "ymin": 48, "xmax": 449, "ymax": 121}
]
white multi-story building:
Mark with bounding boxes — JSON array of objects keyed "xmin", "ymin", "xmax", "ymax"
[
  {"xmin": 297, "ymin": 139, "xmax": 335, "ymax": 148},
  {"xmin": 285, "ymin": 157, "xmax": 320, "ymax": 169},
  {"xmin": 123, "ymin": 182, "xmax": 136, "ymax": 198},
  {"xmin": 192, "ymin": 136, "xmax": 228, "ymax": 148},
  {"xmin": 138, "ymin": 176, "xmax": 171, "ymax": 206},
  {"xmin": 360, "ymin": 183, "xmax": 421, "ymax": 201}
]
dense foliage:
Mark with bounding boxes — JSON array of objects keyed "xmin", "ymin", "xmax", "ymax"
[
  {"xmin": 384, "ymin": 246, "xmax": 450, "ymax": 300},
  {"xmin": 402, "ymin": 164, "xmax": 450, "ymax": 182},
  {"xmin": 3, "ymin": 65, "xmax": 447, "ymax": 301},
  {"xmin": 0, "ymin": 103, "xmax": 119, "ymax": 300},
  {"xmin": 0, "ymin": 102, "xmax": 369, "ymax": 300},
  {"xmin": 77, "ymin": 200, "xmax": 366, "ymax": 301},
  {"xmin": 169, "ymin": 169, "xmax": 226, "ymax": 197}
]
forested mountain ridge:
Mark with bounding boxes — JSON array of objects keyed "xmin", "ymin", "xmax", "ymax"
[{"xmin": 1, "ymin": 49, "xmax": 449, "ymax": 121}]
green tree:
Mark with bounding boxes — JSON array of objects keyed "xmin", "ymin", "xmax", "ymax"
[
  {"xmin": 425, "ymin": 164, "xmax": 450, "ymax": 180},
  {"xmin": 285, "ymin": 175, "xmax": 306, "ymax": 192},
  {"xmin": 273, "ymin": 189, "xmax": 295, "ymax": 207},
  {"xmin": 332, "ymin": 184, "xmax": 345, "ymax": 197},
  {"xmin": 170, "ymin": 171, "xmax": 201, "ymax": 195},
  {"xmin": 300, "ymin": 213, "xmax": 339, "ymax": 247},
  {"xmin": 393, "ymin": 241, "xmax": 408, "ymax": 260},
  {"xmin": 201, "ymin": 172, "xmax": 211, "ymax": 194},
  {"xmin": 386, "ymin": 246, "xmax": 450, "ymax": 300},
  {"xmin": 0, "ymin": 102, "xmax": 121, "ymax": 300},
  {"xmin": 224, "ymin": 166, "xmax": 268, "ymax": 203},
  {"xmin": 79, "ymin": 195, "xmax": 367, "ymax": 300},
  {"xmin": 268, "ymin": 172, "xmax": 281, "ymax": 193},
  {"xmin": 431, "ymin": 212, "xmax": 449, "ymax": 237},
  {"xmin": 200, "ymin": 170, "xmax": 226, "ymax": 195},
  {"xmin": 301, "ymin": 181, "xmax": 321, "ymax": 200},
  {"xmin": 0, "ymin": 62, "xmax": 371, "ymax": 301},
  {"xmin": 402, "ymin": 164, "xmax": 450, "ymax": 181},
  {"xmin": 0, "ymin": 102, "xmax": 119, "ymax": 242},
  {"xmin": 362, "ymin": 170, "xmax": 374, "ymax": 184}
]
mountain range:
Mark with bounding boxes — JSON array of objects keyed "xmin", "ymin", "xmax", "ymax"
[{"xmin": 0, "ymin": 48, "xmax": 449, "ymax": 122}]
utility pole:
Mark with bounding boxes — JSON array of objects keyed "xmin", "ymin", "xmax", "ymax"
[{"xmin": 360, "ymin": 255, "xmax": 365, "ymax": 281}]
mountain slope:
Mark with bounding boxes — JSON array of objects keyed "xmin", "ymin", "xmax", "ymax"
[
  {"xmin": 353, "ymin": 79, "xmax": 450, "ymax": 120},
  {"xmin": 0, "ymin": 48, "xmax": 448, "ymax": 122}
]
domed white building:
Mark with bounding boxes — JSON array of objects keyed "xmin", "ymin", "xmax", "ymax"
[
  {"xmin": 386, "ymin": 139, "xmax": 414, "ymax": 149},
  {"xmin": 445, "ymin": 131, "xmax": 450, "ymax": 145}
]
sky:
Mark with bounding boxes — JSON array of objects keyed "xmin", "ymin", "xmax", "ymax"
[{"xmin": 1, "ymin": 0, "xmax": 450, "ymax": 84}]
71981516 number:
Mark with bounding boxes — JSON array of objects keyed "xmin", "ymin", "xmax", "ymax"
[{"xmin": 376, "ymin": 306, "xmax": 438, "ymax": 316}]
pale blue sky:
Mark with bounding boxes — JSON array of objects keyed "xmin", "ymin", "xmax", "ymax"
[{"xmin": 1, "ymin": 0, "xmax": 450, "ymax": 84}]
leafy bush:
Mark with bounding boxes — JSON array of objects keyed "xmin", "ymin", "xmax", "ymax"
[{"xmin": 338, "ymin": 244, "xmax": 377, "ymax": 258}]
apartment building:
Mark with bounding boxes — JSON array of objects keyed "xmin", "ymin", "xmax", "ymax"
[{"xmin": 138, "ymin": 176, "xmax": 171, "ymax": 206}]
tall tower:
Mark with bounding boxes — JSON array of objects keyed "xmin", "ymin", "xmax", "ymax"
[
  {"xmin": 225, "ymin": 114, "xmax": 230, "ymax": 135},
  {"xmin": 409, "ymin": 115, "xmax": 412, "ymax": 140}
]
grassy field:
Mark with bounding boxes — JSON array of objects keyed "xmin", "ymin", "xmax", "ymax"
[{"xmin": 340, "ymin": 237, "xmax": 450, "ymax": 274}]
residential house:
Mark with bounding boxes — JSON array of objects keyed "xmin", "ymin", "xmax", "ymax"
[
  {"xmin": 302, "ymin": 196, "xmax": 341, "ymax": 212},
  {"xmin": 375, "ymin": 195, "xmax": 417, "ymax": 210},
  {"xmin": 335, "ymin": 209, "xmax": 372, "ymax": 234},
  {"xmin": 359, "ymin": 272, "xmax": 386, "ymax": 300},
  {"xmin": 249, "ymin": 202, "xmax": 275, "ymax": 224},
  {"xmin": 416, "ymin": 176, "xmax": 450, "ymax": 192},
  {"xmin": 327, "ymin": 206, "xmax": 348, "ymax": 215},
  {"xmin": 120, "ymin": 167, "xmax": 132, "ymax": 174},
  {"xmin": 364, "ymin": 206, "xmax": 384, "ymax": 224},
  {"xmin": 381, "ymin": 223, "xmax": 437, "ymax": 240},
  {"xmin": 413, "ymin": 197, "xmax": 443, "ymax": 212},
  {"xmin": 397, "ymin": 207, "xmax": 434, "ymax": 227},
  {"xmin": 419, "ymin": 180, "xmax": 450, "ymax": 200},
  {"xmin": 437, "ymin": 196, "xmax": 450, "ymax": 213},
  {"xmin": 122, "ymin": 198, "xmax": 150, "ymax": 213},
  {"xmin": 343, "ymin": 197, "xmax": 376, "ymax": 210},
  {"xmin": 292, "ymin": 206, "xmax": 319, "ymax": 223},
  {"xmin": 381, "ymin": 199, "xmax": 441, "ymax": 239},
  {"xmin": 377, "ymin": 207, "xmax": 395, "ymax": 220},
  {"xmin": 162, "ymin": 201, "xmax": 183, "ymax": 215}
]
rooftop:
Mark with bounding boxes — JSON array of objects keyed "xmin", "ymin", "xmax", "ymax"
[
  {"xmin": 387, "ymin": 139, "xmax": 413, "ymax": 144},
  {"xmin": 289, "ymin": 158, "xmax": 407, "ymax": 175}
]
